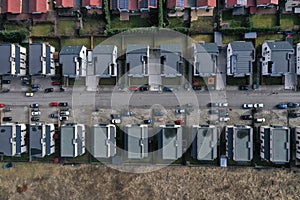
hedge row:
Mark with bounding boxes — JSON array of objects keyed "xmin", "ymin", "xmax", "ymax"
[
  {"xmin": 221, "ymin": 27, "xmax": 281, "ymax": 34},
  {"xmin": 0, "ymin": 30, "xmax": 28, "ymax": 43}
]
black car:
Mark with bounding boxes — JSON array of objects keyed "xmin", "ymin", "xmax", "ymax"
[
  {"xmin": 241, "ymin": 115, "xmax": 253, "ymax": 120},
  {"xmin": 44, "ymin": 88, "xmax": 54, "ymax": 93},
  {"xmin": 2, "ymin": 80, "xmax": 11, "ymax": 84},
  {"xmin": 239, "ymin": 85, "xmax": 249, "ymax": 90},
  {"xmin": 208, "ymin": 110, "xmax": 219, "ymax": 114},
  {"xmin": 59, "ymin": 102, "xmax": 68, "ymax": 107},
  {"xmin": 287, "ymin": 102, "xmax": 300, "ymax": 108},
  {"xmin": 22, "ymin": 81, "xmax": 30, "ymax": 86},
  {"xmin": 162, "ymin": 87, "xmax": 173, "ymax": 92},
  {"xmin": 51, "ymin": 76, "xmax": 61, "ymax": 81},
  {"xmin": 2, "ymin": 88, "xmax": 10, "ymax": 93},
  {"xmin": 49, "ymin": 114, "xmax": 59, "ymax": 118},
  {"xmin": 111, "ymin": 114, "xmax": 121, "ymax": 119},
  {"xmin": 192, "ymin": 86, "xmax": 202, "ymax": 90},
  {"xmin": 208, "ymin": 102, "xmax": 219, "ymax": 107},
  {"xmin": 289, "ymin": 113, "xmax": 300, "ymax": 118},
  {"xmin": 30, "ymin": 103, "xmax": 39, "ymax": 108},
  {"xmin": 139, "ymin": 86, "xmax": 149, "ymax": 92},
  {"xmin": 3, "ymin": 117, "xmax": 12, "ymax": 122},
  {"xmin": 31, "ymin": 84, "xmax": 41, "ymax": 89},
  {"xmin": 31, "ymin": 117, "xmax": 40, "ymax": 122}
]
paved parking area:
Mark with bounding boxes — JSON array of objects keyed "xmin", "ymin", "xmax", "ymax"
[
  {"xmin": 32, "ymin": 76, "xmax": 61, "ymax": 92},
  {"xmin": 1, "ymin": 76, "xmax": 29, "ymax": 92}
]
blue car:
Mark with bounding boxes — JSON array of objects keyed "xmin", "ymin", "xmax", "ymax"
[
  {"xmin": 163, "ymin": 87, "xmax": 173, "ymax": 92},
  {"xmin": 277, "ymin": 104, "xmax": 288, "ymax": 109}
]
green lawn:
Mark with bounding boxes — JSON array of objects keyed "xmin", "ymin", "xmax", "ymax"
[
  {"xmin": 222, "ymin": 34, "xmax": 242, "ymax": 44},
  {"xmin": 61, "ymin": 37, "xmax": 91, "ymax": 48},
  {"xmin": 57, "ymin": 20, "xmax": 76, "ymax": 36},
  {"xmin": 261, "ymin": 76, "xmax": 283, "ymax": 85},
  {"xmin": 190, "ymin": 17, "xmax": 214, "ymax": 33},
  {"xmin": 190, "ymin": 34, "xmax": 213, "ymax": 42},
  {"xmin": 250, "ymin": 14, "xmax": 276, "ymax": 28},
  {"xmin": 222, "ymin": 11, "xmax": 245, "ymax": 28},
  {"xmin": 280, "ymin": 14, "xmax": 300, "ymax": 31},
  {"xmin": 82, "ymin": 17, "xmax": 105, "ymax": 35},
  {"xmin": 167, "ymin": 17, "xmax": 188, "ymax": 28},
  {"xmin": 4, "ymin": 23, "xmax": 27, "ymax": 31},
  {"xmin": 93, "ymin": 36, "xmax": 107, "ymax": 46},
  {"xmin": 110, "ymin": 15, "xmax": 149, "ymax": 29},
  {"xmin": 255, "ymin": 34, "xmax": 283, "ymax": 46},
  {"xmin": 31, "ymin": 24, "xmax": 53, "ymax": 36}
]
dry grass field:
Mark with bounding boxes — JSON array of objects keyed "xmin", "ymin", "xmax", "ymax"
[{"xmin": 0, "ymin": 163, "xmax": 299, "ymax": 199}]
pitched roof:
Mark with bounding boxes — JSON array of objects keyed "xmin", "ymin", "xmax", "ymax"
[
  {"xmin": 126, "ymin": 44, "xmax": 149, "ymax": 54},
  {"xmin": 160, "ymin": 44, "xmax": 182, "ymax": 53},
  {"xmin": 2, "ymin": 0, "xmax": 22, "ymax": 13},
  {"xmin": 196, "ymin": 0, "xmax": 216, "ymax": 7},
  {"xmin": 257, "ymin": 0, "xmax": 278, "ymax": 5},
  {"xmin": 93, "ymin": 45, "xmax": 116, "ymax": 54},
  {"xmin": 30, "ymin": 0, "xmax": 49, "ymax": 13},
  {"xmin": 55, "ymin": 0, "xmax": 74, "ymax": 8},
  {"xmin": 230, "ymin": 41, "xmax": 254, "ymax": 51},
  {"xmin": 60, "ymin": 46, "xmax": 84, "ymax": 55},
  {"xmin": 82, "ymin": 0, "xmax": 102, "ymax": 7},
  {"xmin": 266, "ymin": 41, "xmax": 293, "ymax": 51},
  {"xmin": 167, "ymin": 0, "xmax": 187, "ymax": 9},
  {"xmin": 195, "ymin": 43, "xmax": 218, "ymax": 53}
]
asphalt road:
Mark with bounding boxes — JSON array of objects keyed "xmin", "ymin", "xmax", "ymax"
[{"xmin": 0, "ymin": 89, "xmax": 299, "ymax": 110}]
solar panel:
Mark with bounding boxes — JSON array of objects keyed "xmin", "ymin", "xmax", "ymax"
[
  {"xmin": 177, "ymin": 0, "xmax": 185, "ymax": 7},
  {"xmin": 119, "ymin": 0, "xmax": 129, "ymax": 9}
]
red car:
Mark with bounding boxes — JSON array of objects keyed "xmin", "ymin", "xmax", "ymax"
[
  {"xmin": 49, "ymin": 102, "xmax": 58, "ymax": 107},
  {"xmin": 129, "ymin": 86, "xmax": 138, "ymax": 91},
  {"xmin": 175, "ymin": 120, "xmax": 184, "ymax": 125},
  {"xmin": 52, "ymin": 81, "xmax": 60, "ymax": 86},
  {"xmin": 0, "ymin": 104, "xmax": 5, "ymax": 108}
]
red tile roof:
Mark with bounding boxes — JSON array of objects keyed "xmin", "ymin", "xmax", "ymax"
[
  {"xmin": 55, "ymin": 0, "xmax": 74, "ymax": 8},
  {"xmin": 30, "ymin": 0, "xmax": 49, "ymax": 13},
  {"xmin": 257, "ymin": 0, "xmax": 278, "ymax": 5},
  {"xmin": 196, "ymin": 0, "xmax": 216, "ymax": 7},
  {"xmin": 2, "ymin": 0, "xmax": 22, "ymax": 13},
  {"xmin": 82, "ymin": 0, "xmax": 102, "ymax": 7}
]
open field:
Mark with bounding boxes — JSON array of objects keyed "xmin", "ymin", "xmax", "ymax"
[
  {"xmin": 0, "ymin": 163, "xmax": 299, "ymax": 199},
  {"xmin": 31, "ymin": 24, "xmax": 53, "ymax": 37}
]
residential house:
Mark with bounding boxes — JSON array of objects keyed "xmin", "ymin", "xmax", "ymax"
[
  {"xmin": 139, "ymin": 0, "xmax": 158, "ymax": 11},
  {"xmin": 55, "ymin": 0, "xmax": 74, "ymax": 8},
  {"xmin": 29, "ymin": 43, "xmax": 55, "ymax": 76},
  {"xmin": 60, "ymin": 124, "xmax": 86, "ymax": 158},
  {"xmin": 90, "ymin": 124, "xmax": 116, "ymax": 158},
  {"xmin": 29, "ymin": 0, "xmax": 50, "ymax": 14},
  {"xmin": 188, "ymin": 0, "xmax": 216, "ymax": 9},
  {"xmin": 226, "ymin": 125, "xmax": 253, "ymax": 162},
  {"xmin": 260, "ymin": 126, "xmax": 290, "ymax": 163},
  {"xmin": 126, "ymin": 44, "xmax": 149, "ymax": 77},
  {"xmin": 160, "ymin": 44, "xmax": 183, "ymax": 77},
  {"xmin": 110, "ymin": 0, "xmax": 138, "ymax": 12},
  {"xmin": 227, "ymin": 41, "xmax": 255, "ymax": 77},
  {"xmin": 60, "ymin": 45, "xmax": 87, "ymax": 77},
  {"xmin": 0, "ymin": 123, "xmax": 27, "ymax": 156},
  {"xmin": 193, "ymin": 42, "xmax": 219, "ymax": 77},
  {"xmin": 93, "ymin": 45, "xmax": 117, "ymax": 77},
  {"xmin": 257, "ymin": 0, "xmax": 278, "ymax": 7},
  {"xmin": 191, "ymin": 125, "xmax": 218, "ymax": 161},
  {"xmin": 124, "ymin": 124, "xmax": 148, "ymax": 159},
  {"xmin": 1, "ymin": 0, "xmax": 22, "ymax": 14},
  {"xmin": 158, "ymin": 125, "xmax": 183, "ymax": 160},
  {"xmin": 0, "ymin": 43, "xmax": 26, "ymax": 76},
  {"xmin": 167, "ymin": 0, "xmax": 187, "ymax": 10},
  {"xmin": 82, "ymin": 0, "xmax": 102, "ymax": 8},
  {"xmin": 261, "ymin": 41, "xmax": 294, "ymax": 76},
  {"xmin": 225, "ymin": 0, "xmax": 255, "ymax": 8},
  {"xmin": 29, "ymin": 124, "xmax": 55, "ymax": 158}
]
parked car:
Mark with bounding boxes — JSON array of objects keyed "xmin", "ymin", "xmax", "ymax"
[
  {"xmin": 243, "ymin": 104, "xmax": 253, "ymax": 109},
  {"xmin": 289, "ymin": 112, "xmax": 300, "ymax": 118},
  {"xmin": 31, "ymin": 84, "xmax": 41, "ymax": 89},
  {"xmin": 139, "ymin": 86, "xmax": 149, "ymax": 92},
  {"xmin": 254, "ymin": 103, "xmax": 264, "ymax": 108},
  {"xmin": 30, "ymin": 103, "xmax": 39, "ymax": 108},
  {"xmin": 153, "ymin": 111, "xmax": 164, "ymax": 116},
  {"xmin": 2, "ymin": 80, "xmax": 11, "ymax": 84},
  {"xmin": 25, "ymin": 92, "xmax": 34, "ymax": 97},
  {"xmin": 192, "ymin": 86, "xmax": 201, "ymax": 90},
  {"xmin": 219, "ymin": 112, "xmax": 229, "ymax": 117},
  {"xmin": 239, "ymin": 85, "xmax": 249, "ymax": 90},
  {"xmin": 277, "ymin": 104, "xmax": 288, "ymax": 109},
  {"xmin": 207, "ymin": 120, "xmax": 218, "ymax": 125},
  {"xmin": 218, "ymin": 102, "xmax": 228, "ymax": 107},
  {"xmin": 144, "ymin": 119, "xmax": 152, "ymax": 124},
  {"xmin": 60, "ymin": 111, "xmax": 70, "ymax": 116},
  {"xmin": 31, "ymin": 111, "xmax": 41, "ymax": 116},
  {"xmin": 287, "ymin": 102, "xmax": 299, "ymax": 108},
  {"xmin": 60, "ymin": 107, "xmax": 69, "ymax": 111},
  {"xmin": 21, "ymin": 77, "xmax": 29, "ymax": 81},
  {"xmin": 52, "ymin": 81, "xmax": 60, "ymax": 86},
  {"xmin": 31, "ymin": 117, "xmax": 40, "ymax": 122},
  {"xmin": 44, "ymin": 88, "xmax": 54, "ymax": 93},
  {"xmin": 163, "ymin": 87, "xmax": 173, "ymax": 92},
  {"xmin": 32, "ymin": 108, "xmax": 39, "ymax": 112},
  {"xmin": 49, "ymin": 114, "xmax": 59, "ymax": 118},
  {"xmin": 208, "ymin": 110, "xmax": 219, "ymax": 114},
  {"xmin": 122, "ymin": 111, "xmax": 133, "ymax": 116},
  {"xmin": 111, "ymin": 114, "xmax": 121, "ymax": 119},
  {"xmin": 60, "ymin": 116, "xmax": 69, "ymax": 121},
  {"xmin": 49, "ymin": 102, "xmax": 59, "ymax": 107},
  {"xmin": 0, "ymin": 104, "xmax": 5, "ymax": 108},
  {"xmin": 22, "ymin": 81, "xmax": 30, "ymax": 86},
  {"xmin": 219, "ymin": 117, "xmax": 230, "ymax": 122},
  {"xmin": 4, "ymin": 107, "xmax": 11, "ymax": 112},
  {"xmin": 208, "ymin": 102, "xmax": 219, "ymax": 107},
  {"xmin": 255, "ymin": 118, "xmax": 266, "ymax": 123},
  {"xmin": 59, "ymin": 102, "xmax": 68, "ymax": 107},
  {"xmin": 175, "ymin": 109, "xmax": 185, "ymax": 114},
  {"xmin": 241, "ymin": 115, "xmax": 253, "ymax": 120},
  {"xmin": 2, "ymin": 117, "xmax": 12, "ymax": 122},
  {"xmin": 129, "ymin": 86, "xmax": 138, "ymax": 91},
  {"xmin": 2, "ymin": 88, "xmax": 10, "ymax": 93},
  {"xmin": 111, "ymin": 119, "xmax": 121, "ymax": 124},
  {"xmin": 175, "ymin": 119, "xmax": 184, "ymax": 125}
]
